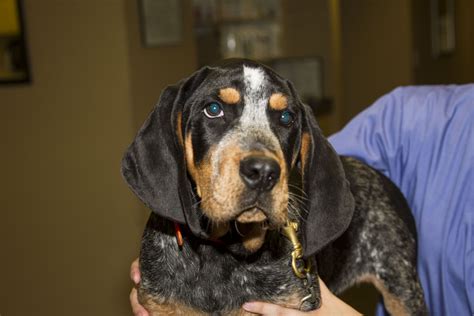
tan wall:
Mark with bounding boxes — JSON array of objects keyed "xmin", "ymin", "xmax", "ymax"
[
  {"xmin": 125, "ymin": 0, "xmax": 198, "ymax": 129},
  {"xmin": 412, "ymin": 0, "xmax": 474, "ymax": 84},
  {"xmin": 340, "ymin": 0, "xmax": 414, "ymax": 124},
  {"xmin": 0, "ymin": 0, "xmax": 200, "ymax": 315},
  {"xmin": 123, "ymin": 0, "xmax": 198, "ymax": 216},
  {"xmin": 281, "ymin": 0, "xmax": 342, "ymax": 134},
  {"xmin": 0, "ymin": 1, "xmax": 141, "ymax": 315},
  {"xmin": 337, "ymin": 1, "xmax": 414, "ymax": 313}
]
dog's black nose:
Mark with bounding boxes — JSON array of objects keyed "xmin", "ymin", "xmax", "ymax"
[{"xmin": 240, "ymin": 156, "xmax": 281, "ymax": 191}]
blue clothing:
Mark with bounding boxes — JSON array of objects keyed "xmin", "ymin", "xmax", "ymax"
[{"xmin": 328, "ymin": 85, "xmax": 474, "ymax": 315}]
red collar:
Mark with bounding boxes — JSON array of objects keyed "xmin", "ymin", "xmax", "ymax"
[
  {"xmin": 173, "ymin": 222, "xmax": 225, "ymax": 248},
  {"xmin": 173, "ymin": 222, "xmax": 184, "ymax": 247}
]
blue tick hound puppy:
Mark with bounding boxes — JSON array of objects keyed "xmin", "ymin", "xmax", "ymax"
[{"xmin": 122, "ymin": 59, "xmax": 427, "ymax": 315}]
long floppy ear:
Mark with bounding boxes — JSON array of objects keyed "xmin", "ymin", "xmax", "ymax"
[
  {"xmin": 121, "ymin": 67, "xmax": 211, "ymax": 238},
  {"xmin": 299, "ymin": 104, "xmax": 355, "ymax": 257}
]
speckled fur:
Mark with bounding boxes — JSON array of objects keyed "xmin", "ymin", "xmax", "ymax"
[
  {"xmin": 139, "ymin": 215, "xmax": 311, "ymax": 315},
  {"xmin": 317, "ymin": 157, "xmax": 426, "ymax": 315}
]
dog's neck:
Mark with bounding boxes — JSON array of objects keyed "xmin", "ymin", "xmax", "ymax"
[{"xmin": 139, "ymin": 213, "xmax": 318, "ymax": 313}]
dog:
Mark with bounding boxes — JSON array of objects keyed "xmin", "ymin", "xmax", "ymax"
[{"xmin": 122, "ymin": 59, "xmax": 427, "ymax": 315}]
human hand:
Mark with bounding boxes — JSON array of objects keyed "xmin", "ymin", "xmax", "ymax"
[
  {"xmin": 242, "ymin": 278, "xmax": 362, "ymax": 316},
  {"xmin": 130, "ymin": 258, "xmax": 149, "ymax": 316}
]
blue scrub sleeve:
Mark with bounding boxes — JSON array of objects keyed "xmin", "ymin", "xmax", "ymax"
[{"xmin": 328, "ymin": 85, "xmax": 474, "ymax": 316}]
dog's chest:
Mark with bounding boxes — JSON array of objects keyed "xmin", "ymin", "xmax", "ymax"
[{"xmin": 138, "ymin": 218, "xmax": 310, "ymax": 314}]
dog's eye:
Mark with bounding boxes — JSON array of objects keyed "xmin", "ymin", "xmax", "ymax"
[
  {"xmin": 279, "ymin": 110, "xmax": 294, "ymax": 126},
  {"xmin": 203, "ymin": 102, "xmax": 224, "ymax": 119}
]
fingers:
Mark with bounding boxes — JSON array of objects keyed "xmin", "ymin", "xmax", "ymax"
[
  {"xmin": 130, "ymin": 287, "xmax": 149, "ymax": 316},
  {"xmin": 241, "ymin": 279, "xmax": 361, "ymax": 316},
  {"xmin": 130, "ymin": 258, "xmax": 148, "ymax": 316},
  {"xmin": 130, "ymin": 258, "xmax": 140, "ymax": 284},
  {"xmin": 315, "ymin": 277, "xmax": 362, "ymax": 316},
  {"xmin": 243, "ymin": 302, "xmax": 306, "ymax": 316},
  {"xmin": 317, "ymin": 277, "xmax": 333, "ymax": 302}
]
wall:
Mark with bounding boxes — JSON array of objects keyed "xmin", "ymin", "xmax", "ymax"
[
  {"xmin": 0, "ymin": 1, "xmax": 201, "ymax": 315},
  {"xmin": 124, "ymin": 0, "xmax": 198, "ymax": 130},
  {"xmin": 412, "ymin": 0, "xmax": 474, "ymax": 84},
  {"xmin": 0, "ymin": 1, "xmax": 141, "ymax": 315},
  {"xmin": 281, "ymin": 0, "xmax": 342, "ymax": 134},
  {"xmin": 123, "ymin": 0, "xmax": 198, "ymax": 216},
  {"xmin": 340, "ymin": 0, "xmax": 414, "ymax": 124},
  {"xmin": 337, "ymin": 1, "xmax": 415, "ymax": 313}
]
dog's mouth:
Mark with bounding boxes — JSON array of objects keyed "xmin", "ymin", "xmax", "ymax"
[
  {"xmin": 234, "ymin": 208, "xmax": 270, "ymax": 252},
  {"xmin": 209, "ymin": 207, "xmax": 279, "ymax": 253}
]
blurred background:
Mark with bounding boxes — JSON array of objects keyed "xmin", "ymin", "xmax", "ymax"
[{"xmin": 0, "ymin": 0, "xmax": 472, "ymax": 315}]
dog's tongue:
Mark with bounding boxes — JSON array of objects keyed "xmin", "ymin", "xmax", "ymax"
[{"xmin": 236, "ymin": 209, "xmax": 268, "ymax": 252}]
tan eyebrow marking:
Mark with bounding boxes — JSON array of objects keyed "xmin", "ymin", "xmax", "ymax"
[
  {"xmin": 269, "ymin": 93, "xmax": 288, "ymax": 110},
  {"xmin": 218, "ymin": 87, "xmax": 240, "ymax": 104}
]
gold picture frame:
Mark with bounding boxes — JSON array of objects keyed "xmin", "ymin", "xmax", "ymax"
[{"xmin": 0, "ymin": 0, "xmax": 31, "ymax": 84}]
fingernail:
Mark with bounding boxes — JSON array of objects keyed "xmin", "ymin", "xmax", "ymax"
[
  {"xmin": 243, "ymin": 302, "xmax": 256, "ymax": 311},
  {"xmin": 132, "ymin": 272, "xmax": 140, "ymax": 284}
]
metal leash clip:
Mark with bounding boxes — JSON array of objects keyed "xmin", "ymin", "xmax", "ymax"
[
  {"xmin": 281, "ymin": 221, "xmax": 311, "ymax": 278},
  {"xmin": 281, "ymin": 221, "xmax": 320, "ymax": 310}
]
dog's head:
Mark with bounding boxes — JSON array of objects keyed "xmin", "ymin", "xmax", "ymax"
[{"xmin": 122, "ymin": 59, "xmax": 354, "ymax": 257}]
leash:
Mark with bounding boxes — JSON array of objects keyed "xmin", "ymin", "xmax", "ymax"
[{"xmin": 281, "ymin": 221, "xmax": 321, "ymax": 310}]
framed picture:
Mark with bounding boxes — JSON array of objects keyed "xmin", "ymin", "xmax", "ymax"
[
  {"xmin": 139, "ymin": 0, "xmax": 183, "ymax": 47},
  {"xmin": 193, "ymin": 0, "xmax": 282, "ymax": 65},
  {"xmin": 430, "ymin": 0, "xmax": 455, "ymax": 57},
  {"xmin": 0, "ymin": 0, "xmax": 31, "ymax": 84}
]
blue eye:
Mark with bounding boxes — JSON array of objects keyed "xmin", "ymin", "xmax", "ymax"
[
  {"xmin": 203, "ymin": 102, "xmax": 224, "ymax": 118},
  {"xmin": 279, "ymin": 110, "xmax": 294, "ymax": 126}
]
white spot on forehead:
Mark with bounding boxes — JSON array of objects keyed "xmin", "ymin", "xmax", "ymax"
[
  {"xmin": 243, "ymin": 66, "xmax": 265, "ymax": 91},
  {"xmin": 241, "ymin": 65, "xmax": 268, "ymax": 128}
]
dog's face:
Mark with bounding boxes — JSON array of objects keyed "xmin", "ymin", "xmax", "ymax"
[
  {"xmin": 122, "ymin": 59, "xmax": 354, "ymax": 257},
  {"xmin": 182, "ymin": 65, "xmax": 303, "ymax": 252}
]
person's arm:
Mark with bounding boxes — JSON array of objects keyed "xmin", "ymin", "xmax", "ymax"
[
  {"xmin": 331, "ymin": 85, "xmax": 474, "ymax": 316},
  {"xmin": 328, "ymin": 88, "xmax": 408, "ymax": 182}
]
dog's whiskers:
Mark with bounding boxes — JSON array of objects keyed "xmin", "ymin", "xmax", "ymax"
[
  {"xmin": 288, "ymin": 184, "xmax": 309, "ymax": 198},
  {"xmin": 288, "ymin": 190, "xmax": 309, "ymax": 202},
  {"xmin": 288, "ymin": 194, "xmax": 309, "ymax": 214},
  {"xmin": 287, "ymin": 199, "xmax": 308, "ymax": 224},
  {"xmin": 288, "ymin": 194, "xmax": 307, "ymax": 206}
]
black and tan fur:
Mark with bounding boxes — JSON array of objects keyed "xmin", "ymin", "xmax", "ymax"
[{"xmin": 122, "ymin": 59, "xmax": 427, "ymax": 315}]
